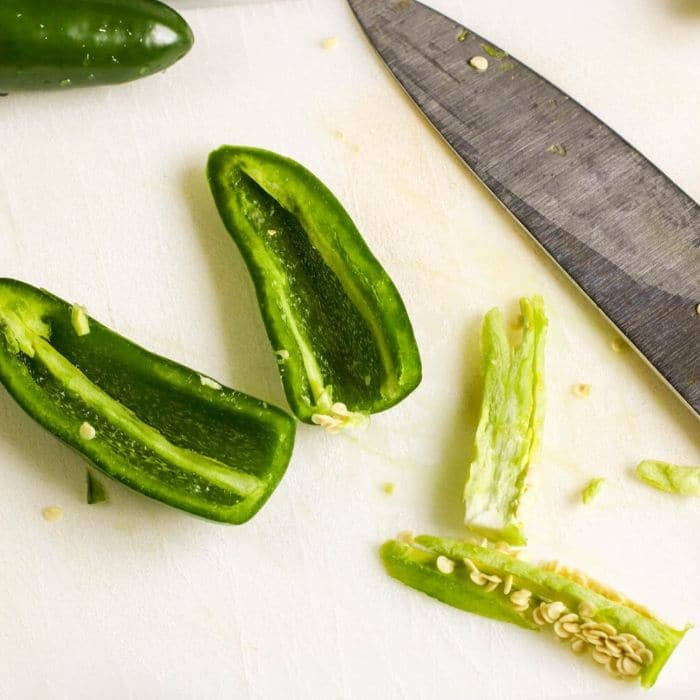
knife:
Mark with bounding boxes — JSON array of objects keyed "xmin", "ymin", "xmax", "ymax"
[{"xmin": 347, "ymin": 0, "xmax": 700, "ymax": 418}]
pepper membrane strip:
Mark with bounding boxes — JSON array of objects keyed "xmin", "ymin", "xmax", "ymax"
[
  {"xmin": 381, "ymin": 535, "xmax": 688, "ymax": 688},
  {"xmin": 0, "ymin": 279, "xmax": 295, "ymax": 523},
  {"xmin": 463, "ymin": 296, "xmax": 547, "ymax": 545},
  {"xmin": 207, "ymin": 146, "xmax": 422, "ymax": 426}
]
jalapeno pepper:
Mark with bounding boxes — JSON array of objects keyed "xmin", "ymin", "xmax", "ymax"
[
  {"xmin": 381, "ymin": 535, "xmax": 688, "ymax": 687},
  {"xmin": 0, "ymin": 279, "xmax": 295, "ymax": 523},
  {"xmin": 207, "ymin": 146, "xmax": 422, "ymax": 429},
  {"xmin": 0, "ymin": 0, "xmax": 193, "ymax": 91}
]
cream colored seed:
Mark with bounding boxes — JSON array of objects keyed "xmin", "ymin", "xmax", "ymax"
[
  {"xmin": 570, "ymin": 638, "xmax": 587, "ymax": 654},
  {"xmin": 468, "ymin": 55, "xmax": 489, "ymax": 72},
  {"xmin": 603, "ymin": 639, "xmax": 622, "ymax": 657},
  {"xmin": 42, "ymin": 505, "xmax": 63, "ymax": 522},
  {"xmin": 618, "ymin": 656, "xmax": 641, "ymax": 677},
  {"xmin": 625, "ymin": 650, "xmax": 643, "ymax": 665},
  {"xmin": 553, "ymin": 621, "xmax": 573, "ymax": 639},
  {"xmin": 639, "ymin": 648, "xmax": 654, "ymax": 665},
  {"xmin": 484, "ymin": 580, "xmax": 500, "ymax": 592},
  {"xmin": 463, "ymin": 558, "xmax": 480, "ymax": 574},
  {"xmin": 558, "ymin": 613, "xmax": 579, "ymax": 624},
  {"xmin": 510, "ymin": 590, "xmax": 532, "ymax": 608},
  {"xmin": 79, "ymin": 422, "xmax": 96, "ymax": 441},
  {"xmin": 543, "ymin": 601, "xmax": 567, "ymax": 623},
  {"xmin": 592, "ymin": 649, "xmax": 612, "ymax": 665},
  {"xmin": 513, "ymin": 603, "xmax": 530, "ymax": 613},
  {"xmin": 562, "ymin": 621, "xmax": 581, "ymax": 635},
  {"xmin": 436, "ymin": 556, "xmax": 455, "ymax": 575},
  {"xmin": 470, "ymin": 571, "xmax": 487, "ymax": 586},
  {"xmin": 502, "ymin": 574, "xmax": 514, "ymax": 595}
]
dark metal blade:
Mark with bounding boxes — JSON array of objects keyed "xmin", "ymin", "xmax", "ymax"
[{"xmin": 347, "ymin": 0, "xmax": 700, "ymax": 417}]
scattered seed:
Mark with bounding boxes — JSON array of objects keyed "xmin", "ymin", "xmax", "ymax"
[
  {"xmin": 572, "ymin": 383, "xmax": 591, "ymax": 398},
  {"xmin": 436, "ymin": 555, "xmax": 455, "ymax": 575},
  {"xmin": 267, "ymin": 229, "xmax": 277, "ymax": 236},
  {"xmin": 321, "ymin": 37, "xmax": 339, "ymax": 50},
  {"xmin": 79, "ymin": 422, "xmax": 96, "ymax": 441},
  {"xmin": 381, "ymin": 482, "xmax": 395, "ymax": 495},
  {"xmin": 502, "ymin": 574, "xmax": 514, "ymax": 595},
  {"xmin": 42, "ymin": 505, "xmax": 63, "ymax": 522},
  {"xmin": 610, "ymin": 337, "xmax": 627, "ymax": 353},
  {"xmin": 468, "ymin": 55, "xmax": 489, "ymax": 72},
  {"xmin": 696, "ymin": 302, "xmax": 700, "ymax": 316}
]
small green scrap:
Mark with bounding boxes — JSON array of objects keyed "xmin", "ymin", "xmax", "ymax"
[
  {"xmin": 581, "ymin": 477, "xmax": 605, "ymax": 504},
  {"xmin": 457, "ymin": 29, "xmax": 469, "ymax": 42},
  {"xmin": 480, "ymin": 43, "xmax": 508, "ymax": 60},
  {"xmin": 547, "ymin": 144, "xmax": 567, "ymax": 157},
  {"xmin": 499, "ymin": 61, "xmax": 515, "ymax": 72},
  {"xmin": 86, "ymin": 469, "xmax": 108, "ymax": 505},
  {"xmin": 71, "ymin": 305, "xmax": 90, "ymax": 336},
  {"xmin": 635, "ymin": 460, "xmax": 700, "ymax": 497}
]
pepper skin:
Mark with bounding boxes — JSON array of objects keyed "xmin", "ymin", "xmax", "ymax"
[
  {"xmin": 0, "ymin": 279, "xmax": 295, "ymax": 524},
  {"xmin": 0, "ymin": 0, "xmax": 193, "ymax": 91},
  {"xmin": 207, "ymin": 146, "xmax": 422, "ymax": 428}
]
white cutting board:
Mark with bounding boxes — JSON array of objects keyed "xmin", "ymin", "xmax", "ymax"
[{"xmin": 0, "ymin": 1, "xmax": 698, "ymax": 698}]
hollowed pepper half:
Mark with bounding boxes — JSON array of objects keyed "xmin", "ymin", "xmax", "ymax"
[
  {"xmin": 0, "ymin": 279, "xmax": 295, "ymax": 523},
  {"xmin": 207, "ymin": 146, "xmax": 422, "ymax": 429},
  {"xmin": 381, "ymin": 535, "xmax": 688, "ymax": 688}
]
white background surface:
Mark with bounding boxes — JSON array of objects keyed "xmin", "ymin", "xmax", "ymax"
[{"xmin": 1, "ymin": 1, "xmax": 699, "ymax": 698}]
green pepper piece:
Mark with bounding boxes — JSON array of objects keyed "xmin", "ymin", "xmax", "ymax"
[
  {"xmin": 381, "ymin": 535, "xmax": 688, "ymax": 687},
  {"xmin": 86, "ymin": 469, "xmax": 107, "ymax": 505},
  {"xmin": 0, "ymin": 279, "xmax": 295, "ymax": 523},
  {"xmin": 463, "ymin": 296, "xmax": 547, "ymax": 545},
  {"xmin": 636, "ymin": 460, "xmax": 700, "ymax": 497},
  {"xmin": 581, "ymin": 477, "xmax": 605, "ymax": 504},
  {"xmin": 207, "ymin": 146, "xmax": 422, "ymax": 427},
  {"xmin": 0, "ymin": 0, "xmax": 193, "ymax": 92}
]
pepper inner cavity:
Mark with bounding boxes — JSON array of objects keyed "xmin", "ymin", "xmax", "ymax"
[
  {"xmin": 233, "ymin": 169, "xmax": 384, "ymax": 413},
  {"xmin": 0, "ymin": 308, "xmax": 263, "ymax": 499}
]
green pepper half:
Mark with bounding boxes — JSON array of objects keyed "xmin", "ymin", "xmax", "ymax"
[
  {"xmin": 381, "ymin": 535, "xmax": 688, "ymax": 688},
  {"xmin": 0, "ymin": 0, "xmax": 193, "ymax": 91},
  {"xmin": 0, "ymin": 279, "xmax": 295, "ymax": 523},
  {"xmin": 207, "ymin": 146, "xmax": 422, "ymax": 428}
]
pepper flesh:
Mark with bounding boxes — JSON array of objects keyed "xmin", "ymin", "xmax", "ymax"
[
  {"xmin": 463, "ymin": 296, "xmax": 547, "ymax": 545},
  {"xmin": 381, "ymin": 535, "xmax": 688, "ymax": 688},
  {"xmin": 207, "ymin": 146, "xmax": 422, "ymax": 426},
  {"xmin": 636, "ymin": 460, "xmax": 700, "ymax": 497},
  {"xmin": 0, "ymin": 0, "xmax": 193, "ymax": 91},
  {"xmin": 0, "ymin": 279, "xmax": 295, "ymax": 523}
]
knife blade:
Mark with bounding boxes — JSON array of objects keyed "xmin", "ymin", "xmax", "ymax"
[{"xmin": 347, "ymin": 0, "xmax": 700, "ymax": 417}]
